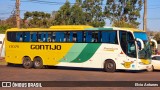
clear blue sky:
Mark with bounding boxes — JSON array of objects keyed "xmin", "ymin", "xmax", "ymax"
[{"xmin": 0, "ymin": 0, "xmax": 160, "ymax": 31}]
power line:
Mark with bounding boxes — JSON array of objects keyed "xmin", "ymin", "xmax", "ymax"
[
  {"xmin": 21, "ymin": 0, "xmax": 75, "ymax": 5},
  {"xmin": 20, "ymin": 9, "xmax": 52, "ymax": 13}
]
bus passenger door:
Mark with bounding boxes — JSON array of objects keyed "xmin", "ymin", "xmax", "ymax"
[
  {"xmin": 124, "ymin": 31, "xmax": 137, "ymax": 69},
  {"xmin": 119, "ymin": 31, "xmax": 128, "ymax": 69}
]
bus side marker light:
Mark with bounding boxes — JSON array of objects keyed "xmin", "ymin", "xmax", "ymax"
[{"xmin": 120, "ymin": 51, "xmax": 124, "ymax": 54}]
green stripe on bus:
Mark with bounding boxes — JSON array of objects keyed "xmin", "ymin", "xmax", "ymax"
[
  {"xmin": 71, "ymin": 43, "xmax": 101, "ymax": 63},
  {"xmin": 85, "ymin": 28, "xmax": 114, "ymax": 30},
  {"xmin": 60, "ymin": 43, "xmax": 87, "ymax": 62}
]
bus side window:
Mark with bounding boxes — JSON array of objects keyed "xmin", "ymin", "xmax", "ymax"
[
  {"xmin": 19, "ymin": 33, "xmax": 23, "ymax": 42},
  {"xmin": 109, "ymin": 31, "xmax": 118, "ymax": 44},
  {"xmin": 7, "ymin": 32, "xmax": 16, "ymax": 42},
  {"xmin": 60, "ymin": 32, "xmax": 64, "ymax": 42},
  {"xmin": 92, "ymin": 31, "xmax": 99, "ymax": 42},
  {"xmin": 69, "ymin": 32, "xmax": 73, "ymax": 42},
  {"xmin": 73, "ymin": 32, "xmax": 77, "ymax": 42},
  {"xmin": 64, "ymin": 32, "xmax": 69, "ymax": 42},
  {"xmin": 102, "ymin": 31, "xmax": 109, "ymax": 43},
  {"xmin": 98, "ymin": 31, "xmax": 101, "ymax": 42},
  {"xmin": 32, "ymin": 32, "xmax": 37, "ymax": 42},
  {"xmin": 40, "ymin": 32, "xmax": 44, "ymax": 42},
  {"xmin": 23, "ymin": 32, "xmax": 30, "ymax": 42},
  {"xmin": 86, "ymin": 31, "xmax": 92, "ymax": 42},
  {"xmin": 51, "ymin": 32, "xmax": 55, "ymax": 42},
  {"xmin": 102, "ymin": 31, "xmax": 117, "ymax": 44},
  {"xmin": 48, "ymin": 32, "xmax": 52, "ymax": 42},
  {"xmin": 16, "ymin": 32, "xmax": 21, "ymax": 42},
  {"xmin": 77, "ymin": 32, "xmax": 83, "ymax": 42},
  {"xmin": 56, "ymin": 32, "xmax": 64, "ymax": 42},
  {"xmin": 45, "ymin": 32, "xmax": 48, "ymax": 42}
]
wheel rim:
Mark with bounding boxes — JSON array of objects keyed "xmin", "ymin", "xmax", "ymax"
[
  {"xmin": 35, "ymin": 60, "xmax": 41, "ymax": 67},
  {"xmin": 34, "ymin": 57, "xmax": 43, "ymax": 69},
  {"xmin": 24, "ymin": 60, "xmax": 30, "ymax": 66},
  {"xmin": 107, "ymin": 63, "xmax": 114, "ymax": 69},
  {"xmin": 23, "ymin": 57, "xmax": 32, "ymax": 68}
]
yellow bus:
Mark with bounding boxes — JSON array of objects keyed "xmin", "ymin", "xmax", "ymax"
[{"xmin": 5, "ymin": 25, "xmax": 152, "ymax": 72}]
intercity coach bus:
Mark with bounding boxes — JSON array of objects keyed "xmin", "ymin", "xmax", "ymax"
[{"xmin": 5, "ymin": 25, "xmax": 153, "ymax": 72}]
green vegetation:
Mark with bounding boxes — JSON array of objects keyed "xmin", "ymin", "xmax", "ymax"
[
  {"xmin": 104, "ymin": 0, "xmax": 143, "ymax": 28},
  {"xmin": 0, "ymin": 25, "xmax": 10, "ymax": 33},
  {"xmin": 24, "ymin": 11, "xmax": 51, "ymax": 28},
  {"xmin": 147, "ymin": 31, "xmax": 160, "ymax": 44},
  {"xmin": 53, "ymin": 0, "xmax": 105, "ymax": 27},
  {"xmin": 154, "ymin": 32, "xmax": 160, "ymax": 44}
]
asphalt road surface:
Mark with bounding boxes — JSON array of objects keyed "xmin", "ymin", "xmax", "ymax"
[{"xmin": 0, "ymin": 65, "xmax": 160, "ymax": 90}]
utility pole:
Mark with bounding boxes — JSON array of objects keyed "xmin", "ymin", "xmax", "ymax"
[
  {"xmin": 16, "ymin": 0, "xmax": 20, "ymax": 28},
  {"xmin": 143, "ymin": 0, "xmax": 147, "ymax": 31}
]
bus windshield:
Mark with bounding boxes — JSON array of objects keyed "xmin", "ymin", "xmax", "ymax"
[{"xmin": 134, "ymin": 32, "xmax": 152, "ymax": 59}]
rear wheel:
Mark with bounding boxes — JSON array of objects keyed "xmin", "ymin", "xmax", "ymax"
[
  {"xmin": 33, "ymin": 57, "xmax": 43, "ymax": 69},
  {"xmin": 23, "ymin": 57, "xmax": 33, "ymax": 69},
  {"xmin": 104, "ymin": 60, "xmax": 116, "ymax": 72}
]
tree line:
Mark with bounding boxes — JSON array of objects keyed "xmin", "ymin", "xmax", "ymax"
[{"xmin": 0, "ymin": 0, "xmax": 143, "ymax": 29}]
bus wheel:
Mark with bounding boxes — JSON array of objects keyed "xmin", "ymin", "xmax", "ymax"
[
  {"xmin": 23, "ymin": 57, "xmax": 33, "ymax": 69},
  {"xmin": 104, "ymin": 60, "xmax": 116, "ymax": 72},
  {"xmin": 33, "ymin": 57, "xmax": 43, "ymax": 69},
  {"xmin": 147, "ymin": 65, "xmax": 154, "ymax": 72}
]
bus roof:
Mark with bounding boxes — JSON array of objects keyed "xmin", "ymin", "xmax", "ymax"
[
  {"xmin": 6, "ymin": 25, "xmax": 93, "ymax": 32},
  {"xmin": 6, "ymin": 25, "xmax": 144, "ymax": 32},
  {"xmin": 49, "ymin": 25, "xmax": 93, "ymax": 30},
  {"xmin": 119, "ymin": 28, "xmax": 145, "ymax": 32},
  {"xmin": 86, "ymin": 27, "xmax": 145, "ymax": 32}
]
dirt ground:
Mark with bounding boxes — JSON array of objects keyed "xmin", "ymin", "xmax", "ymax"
[{"xmin": 0, "ymin": 64, "xmax": 160, "ymax": 90}]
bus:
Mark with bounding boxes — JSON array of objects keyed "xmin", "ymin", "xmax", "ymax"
[{"xmin": 5, "ymin": 25, "xmax": 151, "ymax": 72}]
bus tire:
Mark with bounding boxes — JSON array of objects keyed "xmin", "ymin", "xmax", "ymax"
[
  {"xmin": 23, "ymin": 57, "xmax": 33, "ymax": 69},
  {"xmin": 33, "ymin": 57, "xmax": 43, "ymax": 69},
  {"xmin": 104, "ymin": 60, "xmax": 116, "ymax": 72},
  {"xmin": 147, "ymin": 65, "xmax": 154, "ymax": 72}
]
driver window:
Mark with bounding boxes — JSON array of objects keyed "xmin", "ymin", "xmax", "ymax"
[
  {"xmin": 119, "ymin": 31, "xmax": 137, "ymax": 58},
  {"xmin": 127, "ymin": 32, "xmax": 136, "ymax": 58}
]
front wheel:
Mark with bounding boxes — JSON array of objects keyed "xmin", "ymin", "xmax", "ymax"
[
  {"xmin": 103, "ymin": 60, "xmax": 116, "ymax": 72},
  {"xmin": 147, "ymin": 65, "xmax": 154, "ymax": 72},
  {"xmin": 33, "ymin": 57, "xmax": 43, "ymax": 69}
]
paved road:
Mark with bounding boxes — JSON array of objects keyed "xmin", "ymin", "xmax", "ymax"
[{"xmin": 0, "ymin": 65, "xmax": 160, "ymax": 90}]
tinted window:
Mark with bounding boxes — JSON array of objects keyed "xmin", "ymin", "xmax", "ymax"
[
  {"xmin": 156, "ymin": 56, "xmax": 160, "ymax": 60},
  {"xmin": 152, "ymin": 56, "xmax": 160, "ymax": 60},
  {"xmin": 85, "ymin": 31, "xmax": 101, "ymax": 43},
  {"xmin": 101, "ymin": 31, "xmax": 118, "ymax": 44},
  {"xmin": 7, "ymin": 32, "xmax": 16, "ymax": 42},
  {"xmin": 152, "ymin": 57, "xmax": 156, "ymax": 60},
  {"xmin": 119, "ymin": 31, "xmax": 136, "ymax": 58},
  {"xmin": 7, "ymin": 30, "xmax": 118, "ymax": 44}
]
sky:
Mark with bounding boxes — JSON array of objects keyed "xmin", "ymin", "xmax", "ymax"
[{"xmin": 0, "ymin": 0, "xmax": 160, "ymax": 31}]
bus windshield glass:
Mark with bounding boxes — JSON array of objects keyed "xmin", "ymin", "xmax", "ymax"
[{"xmin": 134, "ymin": 32, "xmax": 152, "ymax": 59}]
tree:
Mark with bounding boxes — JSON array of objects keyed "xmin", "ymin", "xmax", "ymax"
[
  {"xmin": 0, "ymin": 12, "xmax": 17, "ymax": 33},
  {"xmin": 82, "ymin": 0, "xmax": 105, "ymax": 27},
  {"xmin": 104, "ymin": 0, "xmax": 143, "ymax": 28},
  {"xmin": 24, "ymin": 11, "xmax": 51, "ymax": 28},
  {"xmin": 53, "ymin": 0, "xmax": 105, "ymax": 27},
  {"xmin": 154, "ymin": 32, "xmax": 160, "ymax": 44},
  {"xmin": 53, "ymin": 0, "xmax": 72, "ymax": 25},
  {"xmin": 70, "ymin": 0, "xmax": 86, "ymax": 25},
  {"xmin": 112, "ymin": 20, "xmax": 137, "ymax": 28}
]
